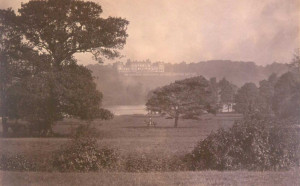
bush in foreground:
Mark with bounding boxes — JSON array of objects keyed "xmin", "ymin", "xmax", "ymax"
[
  {"xmin": 189, "ymin": 116, "xmax": 300, "ymax": 171},
  {"xmin": 53, "ymin": 125, "xmax": 119, "ymax": 172}
]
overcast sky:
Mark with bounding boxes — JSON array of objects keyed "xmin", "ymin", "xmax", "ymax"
[{"xmin": 1, "ymin": 0, "xmax": 299, "ymax": 66}]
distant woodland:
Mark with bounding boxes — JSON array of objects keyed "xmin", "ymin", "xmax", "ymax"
[{"xmin": 87, "ymin": 60, "xmax": 288, "ymax": 106}]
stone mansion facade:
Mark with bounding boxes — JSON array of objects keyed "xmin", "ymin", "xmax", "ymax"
[{"xmin": 114, "ymin": 60, "xmax": 164, "ymax": 74}]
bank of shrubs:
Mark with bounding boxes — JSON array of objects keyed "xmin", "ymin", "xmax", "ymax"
[{"xmin": 188, "ymin": 116, "xmax": 300, "ymax": 171}]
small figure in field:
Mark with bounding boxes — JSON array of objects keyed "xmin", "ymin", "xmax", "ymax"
[{"xmin": 145, "ymin": 117, "xmax": 157, "ymax": 127}]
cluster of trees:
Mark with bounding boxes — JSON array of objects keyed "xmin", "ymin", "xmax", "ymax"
[
  {"xmin": 146, "ymin": 53, "xmax": 300, "ymax": 127},
  {"xmin": 235, "ymin": 55, "xmax": 300, "ymax": 119},
  {"xmin": 146, "ymin": 76, "xmax": 237, "ymax": 127},
  {"xmin": 0, "ymin": 0, "xmax": 128, "ymax": 136}
]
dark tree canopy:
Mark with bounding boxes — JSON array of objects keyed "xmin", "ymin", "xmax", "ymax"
[
  {"xmin": 18, "ymin": 0, "xmax": 129, "ymax": 66},
  {"xmin": 1, "ymin": 0, "xmax": 127, "ymax": 136},
  {"xmin": 258, "ymin": 73, "xmax": 278, "ymax": 114},
  {"xmin": 209, "ymin": 77, "xmax": 219, "ymax": 107},
  {"xmin": 0, "ymin": 9, "xmax": 40, "ymax": 135},
  {"xmin": 273, "ymin": 72, "xmax": 300, "ymax": 118},
  {"xmin": 146, "ymin": 76, "xmax": 217, "ymax": 127},
  {"xmin": 234, "ymin": 83, "xmax": 266, "ymax": 115},
  {"xmin": 218, "ymin": 78, "xmax": 237, "ymax": 108},
  {"xmin": 6, "ymin": 64, "xmax": 113, "ymax": 134}
]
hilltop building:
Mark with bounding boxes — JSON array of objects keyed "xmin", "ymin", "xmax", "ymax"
[{"xmin": 114, "ymin": 59, "xmax": 164, "ymax": 74}]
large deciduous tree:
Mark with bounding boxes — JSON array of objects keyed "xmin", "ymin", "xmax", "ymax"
[
  {"xmin": 146, "ymin": 76, "xmax": 217, "ymax": 127},
  {"xmin": 18, "ymin": 0, "xmax": 129, "ymax": 66},
  {"xmin": 1, "ymin": 0, "xmax": 128, "ymax": 135}
]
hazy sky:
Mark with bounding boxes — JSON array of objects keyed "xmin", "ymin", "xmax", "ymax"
[{"xmin": 1, "ymin": 0, "xmax": 299, "ymax": 65}]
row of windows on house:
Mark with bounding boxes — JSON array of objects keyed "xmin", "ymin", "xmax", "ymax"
[{"xmin": 115, "ymin": 62, "xmax": 165, "ymax": 73}]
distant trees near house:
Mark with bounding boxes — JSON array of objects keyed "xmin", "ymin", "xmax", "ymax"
[
  {"xmin": 164, "ymin": 60, "xmax": 288, "ymax": 86},
  {"xmin": 234, "ymin": 83, "xmax": 265, "ymax": 115},
  {"xmin": 258, "ymin": 73, "xmax": 278, "ymax": 114},
  {"xmin": 272, "ymin": 72, "xmax": 300, "ymax": 118},
  {"xmin": 218, "ymin": 78, "xmax": 238, "ymax": 112},
  {"xmin": 234, "ymin": 73, "xmax": 300, "ymax": 118},
  {"xmin": 234, "ymin": 53, "xmax": 300, "ymax": 119}
]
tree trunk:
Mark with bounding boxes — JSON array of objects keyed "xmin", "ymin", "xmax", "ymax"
[
  {"xmin": 174, "ymin": 113, "xmax": 179, "ymax": 128},
  {"xmin": 1, "ymin": 55, "xmax": 9, "ymax": 137},
  {"xmin": 0, "ymin": 86, "xmax": 8, "ymax": 137},
  {"xmin": 40, "ymin": 121, "xmax": 53, "ymax": 136},
  {"xmin": 2, "ymin": 117, "xmax": 8, "ymax": 137}
]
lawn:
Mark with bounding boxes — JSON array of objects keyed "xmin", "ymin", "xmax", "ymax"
[
  {"xmin": 0, "ymin": 114, "xmax": 240, "ymax": 157},
  {"xmin": 1, "ymin": 170, "xmax": 299, "ymax": 186}
]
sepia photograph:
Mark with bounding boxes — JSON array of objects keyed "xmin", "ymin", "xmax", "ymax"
[{"xmin": 0, "ymin": 0, "xmax": 299, "ymax": 185}]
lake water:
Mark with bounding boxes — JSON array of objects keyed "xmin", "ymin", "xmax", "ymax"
[{"xmin": 104, "ymin": 105, "xmax": 147, "ymax": 115}]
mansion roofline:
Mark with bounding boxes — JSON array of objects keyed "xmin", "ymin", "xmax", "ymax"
[{"xmin": 113, "ymin": 60, "xmax": 165, "ymax": 73}]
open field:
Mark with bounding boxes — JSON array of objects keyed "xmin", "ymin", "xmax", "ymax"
[
  {"xmin": 0, "ymin": 114, "xmax": 240, "ymax": 157},
  {"xmin": 1, "ymin": 170, "xmax": 300, "ymax": 186}
]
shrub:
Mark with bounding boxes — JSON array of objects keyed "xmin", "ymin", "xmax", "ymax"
[
  {"xmin": 0, "ymin": 154, "xmax": 37, "ymax": 171},
  {"xmin": 189, "ymin": 116, "xmax": 300, "ymax": 170},
  {"xmin": 53, "ymin": 125, "xmax": 119, "ymax": 172}
]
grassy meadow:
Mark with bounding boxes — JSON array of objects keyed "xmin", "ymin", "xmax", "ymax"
[
  {"xmin": 1, "ymin": 170, "xmax": 300, "ymax": 186},
  {"xmin": 1, "ymin": 114, "xmax": 240, "ymax": 157},
  {"xmin": 1, "ymin": 113, "xmax": 300, "ymax": 186}
]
